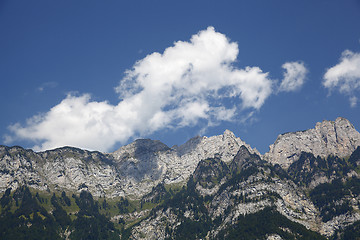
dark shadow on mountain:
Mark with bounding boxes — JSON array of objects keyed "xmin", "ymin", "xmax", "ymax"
[
  {"xmin": 173, "ymin": 136, "xmax": 203, "ymax": 156},
  {"xmin": 120, "ymin": 139, "xmax": 170, "ymax": 182},
  {"xmin": 133, "ymin": 139, "xmax": 170, "ymax": 156}
]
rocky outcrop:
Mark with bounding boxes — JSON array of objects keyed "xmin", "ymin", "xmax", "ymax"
[
  {"xmin": 2, "ymin": 117, "xmax": 360, "ymax": 239},
  {"xmin": 2, "ymin": 117, "xmax": 359, "ymax": 198},
  {"xmin": 264, "ymin": 117, "xmax": 360, "ymax": 169},
  {"xmin": 0, "ymin": 130, "xmax": 257, "ymax": 198},
  {"xmin": 109, "ymin": 130, "xmax": 258, "ymax": 196},
  {"xmin": 130, "ymin": 147, "xmax": 322, "ymax": 239},
  {"xmin": 0, "ymin": 146, "xmax": 124, "ymax": 197},
  {"xmin": 230, "ymin": 145, "xmax": 263, "ymax": 174}
]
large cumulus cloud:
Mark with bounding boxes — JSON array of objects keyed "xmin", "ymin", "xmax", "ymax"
[{"xmin": 5, "ymin": 27, "xmax": 305, "ymax": 152}]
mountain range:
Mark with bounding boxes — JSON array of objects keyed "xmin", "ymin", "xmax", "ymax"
[{"xmin": 1, "ymin": 117, "xmax": 360, "ymax": 239}]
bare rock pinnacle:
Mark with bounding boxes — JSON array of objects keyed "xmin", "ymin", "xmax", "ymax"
[{"xmin": 264, "ymin": 117, "xmax": 360, "ymax": 169}]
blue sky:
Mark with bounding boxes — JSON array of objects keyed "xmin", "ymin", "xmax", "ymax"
[{"xmin": 1, "ymin": 0, "xmax": 360, "ymax": 154}]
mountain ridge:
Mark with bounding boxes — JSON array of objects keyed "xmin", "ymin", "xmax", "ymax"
[
  {"xmin": 2, "ymin": 117, "xmax": 360, "ymax": 239},
  {"xmin": 265, "ymin": 117, "xmax": 360, "ymax": 169},
  {"xmin": 1, "ymin": 117, "xmax": 360, "ymax": 198}
]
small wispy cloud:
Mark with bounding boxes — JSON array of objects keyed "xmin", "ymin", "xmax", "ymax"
[
  {"xmin": 278, "ymin": 61, "xmax": 308, "ymax": 92},
  {"xmin": 323, "ymin": 50, "xmax": 360, "ymax": 107},
  {"xmin": 37, "ymin": 81, "xmax": 58, "ymax": 92}
]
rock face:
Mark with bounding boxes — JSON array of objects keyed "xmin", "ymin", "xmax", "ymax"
[
  {"xmin": 0, "ymin": 130, "xmax": 257, "ymax": 198},
  {"xmin": 131, "ymin": 147, "xmax": 322, "ymax": 239},
  {"xmin": 3, "ymin": 117, "xmax": 360, "ymax": 239},
  {"xmin": 131, "ymin": 145, "xmax": 360, "ymax": 239},
  {"xmin": 110, "ymin": 129, "xmax": 258, "ymax": 196},
  {"xmin": 265, "ymin": 117, "xmax": 360, "ymax": 169},
  {"xmin": 1, "ymin": 117, "xmax": 359, "ymax": 198},
  {"xmin": 0, "ymin": 146, "xmax": 123, "ymax": 197}
]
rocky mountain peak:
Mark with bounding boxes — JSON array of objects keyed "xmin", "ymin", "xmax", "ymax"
[
  {"xmin": 234, "ymin": 145, "xmax": 251, "ymax": 159},
  {"xmin": 2, "ymin": 117, "xmax": 358, "ymax": 200},
  {"xmin": 112, "ymin": 139, "xmax": 170, "ymax": 160},
  {"xmin": 190, "ymin": 129, "xmax": 260, "ymax": 163},
  {"xmin": 223, "ymin": 129, "xmax": 235, "ymax": 137},
  {"xmin": 265, "ymin": 117, "xmax": 360, "ymax": 169},
  {"xmin": 192, "ymin": 157, "xmax": 229, "ymax": 191},
  {"xmin": 89, "ymin": 129, "xmax": 255, "ymax": 197},
  {"xmin": 172, "ymin": 135, "xmax": 204, "ymax": 156},
  {"xmin": 230, "ymin": 145, "xmax": 262, "ymax": 174}
]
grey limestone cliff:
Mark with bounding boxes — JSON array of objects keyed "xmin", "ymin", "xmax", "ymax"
[
  {"xmin": 110, "ymin": 129, "xmax": 258, "ymax": 196},
  {"xmin": 0, "ymin": 130, "xmax": 257, "ymax": 198},
  {"xmin": 264, "ymin": 117, "xmax": 360, "ymax": 169}
]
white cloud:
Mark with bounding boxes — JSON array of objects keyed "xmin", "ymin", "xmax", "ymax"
[
  {"xmin": 350, "ymin": 96, "xmax": 358, "ymax": 108},
  {"xmin": 6, "ymin": 27, "xmax": 275, "ymax": 152},
  {"xmin": 323, "ymin": 50, "xmax": 360, "ymax": 107},
  {"xmin": 7, "ymin": 94, "xmax": 120, "ymax": 151},
  {"xmin": 278, "ymin": 61, "xmax": 307, "ymax": 92}
]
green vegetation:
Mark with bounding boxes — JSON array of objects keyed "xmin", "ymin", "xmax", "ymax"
[
  {"xmin": 0, "ymin": 186, "xmax": 61, "ymax": 240},
  {"xmin": 310, "ymin": 177, "xmax": 360, "ymax": 222},
  {"xmin": 217, "ymin": 207, "xmax": 326, "ymax": 240},
  {"xmin": 69, "ymin": 191, "xmax": 120, "ymax": 240},
  {"xmin": 0, "ymin": 186, "xmax": 140, "ymax": 239},
  {"xmin": 160, "ymin": 176, "xmax": 212, "ymax": 240},
  {"xmin": 141, "ymin": 183, "xmax": 171, "ymax": 205},
  {"xmin": 192, "ymin": 157, "xmax": 229, "ymax": 189},
  {"xmin": 339, "ymin": 220, "xmax": 360, "ymax": 240},
  {"xmin": 288, "ymin": 152, "xmax": 353, "ymax": 187}
]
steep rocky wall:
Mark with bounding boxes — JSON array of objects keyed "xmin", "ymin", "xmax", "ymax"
[
  {"xmin": 0, "ymin": 130, "xmax": 256, "ymax": 198},
  {"xmin": 264, "ymin": 117, "xmax": 360, "ymax": 169}
]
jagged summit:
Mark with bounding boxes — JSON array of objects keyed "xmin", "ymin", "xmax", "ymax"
[
  {"xmin": 112, "ymin": 129, "xmax": 259, "ymax": 162},
  {"xmin": 0, "ymin": 129, "xmax": 259, "ymax": 198},
  {"xmin": 108, "ymin": 129, "xmax": 260, "ymax": 196},
  {"xmin": 173, "ymin": 129, "xmax": 259, "ymax": 160},
  {"xmin": 112, "ymin": 138, "xmax": 170, "ymax": 159},
  {"xmin": 1, "ymin": 117, "xmax": 359, "ymax": 198},
  {"xmin": 264, "ymin": 117, "xmax": 360, "ymax": 168}
]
